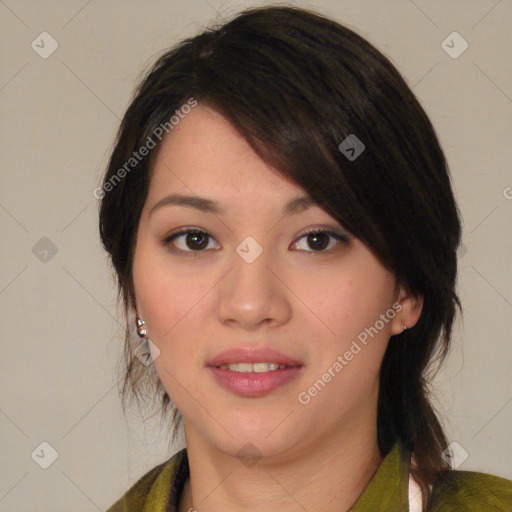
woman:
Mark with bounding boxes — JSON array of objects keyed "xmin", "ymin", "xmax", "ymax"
[{"xmin": 99, "ymin": 5, "xmax": 512, "ymax": 511}]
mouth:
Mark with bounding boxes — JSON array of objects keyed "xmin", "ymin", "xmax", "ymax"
[
  {"xmin": 213, "ymin": 362, "xmax": 300, "ymax": 372},
  {"xmin": 206, "ymin": 347, "xmax": 304, "ymax": 397}
]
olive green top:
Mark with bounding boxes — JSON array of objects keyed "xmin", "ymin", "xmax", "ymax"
[{"xmin": 106, "ymin": 442, "xmax": 512, "ymax": 511}]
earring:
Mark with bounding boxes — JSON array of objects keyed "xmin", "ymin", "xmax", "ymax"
[
  {"xmin": 134, "ymin": 316, "xmax": 153, "ymax": 366},
  {"xmin": 136, "ymin": 316, "xmax": 147, "ymax": 338},
  {"xmin": 402, "ymin": 323, "xmax": 408, "ymax": 332}
]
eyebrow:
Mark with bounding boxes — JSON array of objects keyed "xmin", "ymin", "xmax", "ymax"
[{"xmin": 148, "ymin": 193, "xmax": 318, "ymax": 217}]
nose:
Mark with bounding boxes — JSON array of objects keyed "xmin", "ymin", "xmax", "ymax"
[{"xmin": 216, "ymin": 244, "xmax": 292, "ymax": 331}]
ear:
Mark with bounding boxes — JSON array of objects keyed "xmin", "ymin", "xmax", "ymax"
[{"xmin": 390, "ymin": 283, "xmax": 424, "ymax": 336}]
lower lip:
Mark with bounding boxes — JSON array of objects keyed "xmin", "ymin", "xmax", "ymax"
[{"xmin": 207, "ymin": 366, "xmax": 303, "ymax": 397}]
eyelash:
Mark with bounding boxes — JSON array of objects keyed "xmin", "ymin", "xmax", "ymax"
[{"xmin": 162, "ymin": 227, "xmax": 350, "ymax": 257}]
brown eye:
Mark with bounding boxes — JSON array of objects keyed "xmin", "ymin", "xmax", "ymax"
[
  {"xmin": 163, "ymin": 229, "xmax": 219, "ymax": 255},
  {"xmin": 305, "ymin": 232, "xmax": 330, "ymax": 251},
  {"xmin": 292, "ymin": 229, "xmax": 349, "ymax": 253},
  {"xmin": 183, "ymin": 231, "xmax": 209, "ymax": 250}
]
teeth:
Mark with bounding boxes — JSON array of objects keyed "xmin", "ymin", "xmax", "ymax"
[{"xmin": 218, "ymin": 362, "xmax": 287, "ymax": 372}]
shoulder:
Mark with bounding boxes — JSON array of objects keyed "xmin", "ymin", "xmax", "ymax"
[
  {"xmin": 105, "ymin": 459, "xmax": 168, "ymax": 512},
  {"xmin": 105, "ymin": 449, "xmax": 186, "ymax": 512},
  {"xmin": 429, "ymin": 468, "xmax": 512, "ymax": 511}
]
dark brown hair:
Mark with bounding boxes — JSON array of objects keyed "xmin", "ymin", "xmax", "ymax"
[{"xmin": 98, "ymin": 5, "xmax": 462, "ymax": 508}]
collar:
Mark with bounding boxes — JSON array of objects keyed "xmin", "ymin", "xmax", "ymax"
[
  {"xmin": 348, "ymin": 442, "xmax": 411, "ymax": 511},
  {"xmin": 142, "ymin": 442, "xmax": 411, "ymax": 512}
]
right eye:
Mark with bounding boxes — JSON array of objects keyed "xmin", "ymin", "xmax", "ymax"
[{"xmin": 163, "ymin": 228, "xmax": 220, "ymax": 256}]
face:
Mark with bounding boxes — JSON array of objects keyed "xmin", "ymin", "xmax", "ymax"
[{"xmin": 132, "ymin": 103, "xmax": 418, "ymax": 459}]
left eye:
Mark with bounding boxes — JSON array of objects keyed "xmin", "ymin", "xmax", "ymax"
[{"xmin": 292, "ymin": 229, "xmax": 348, "ymax": 252}]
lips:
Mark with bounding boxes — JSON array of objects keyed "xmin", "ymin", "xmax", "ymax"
[
  {"xmin": 207, "ymin": 347, "xmax": 303, "ymax": 368},
  {"xmin": 208, "ymin": 365, "xmax": 303, "ymax": 397}
]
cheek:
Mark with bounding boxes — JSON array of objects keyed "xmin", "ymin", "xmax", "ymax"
[
  {"xmin": 305, "ymin": 255, "xmax": 395, "ymax": 367},
  {"xmin": 132, "ymin": 245, "xmax": 212, "ymax": 393},
  {"xmin": 133, "ymin": 242, "xmax": 201, "ymax": 336},
  {"xmin": 300, "ymin": 278, "xmax": 393, "ymax": 419},
  {"xmin": 134, "ymin": 269, "xmax": 201, "ymax": 402}
]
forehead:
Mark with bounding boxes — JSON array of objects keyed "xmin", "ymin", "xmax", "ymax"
[{"xmin": 147, "ymin": 104, "xmax": 304, "ymax": 200}]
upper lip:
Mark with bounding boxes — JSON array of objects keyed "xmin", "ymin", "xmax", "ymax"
[{"xmin": 207, "ymin": 347, "xmax": 303, "ymax": 367}]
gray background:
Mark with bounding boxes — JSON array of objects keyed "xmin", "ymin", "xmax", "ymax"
[{"xmin": 0, "ymin": 0, "xmax": 511, "ymax": 510}]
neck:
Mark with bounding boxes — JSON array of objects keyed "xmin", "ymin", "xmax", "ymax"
[{"xmin": 178, "ymin": 418, "xmax": 384, "ymax": 512}]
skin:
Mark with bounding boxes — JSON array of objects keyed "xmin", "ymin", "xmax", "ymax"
[{"xmin": 132, "ymin": 103, "xmax": 423, "ymax": 512}]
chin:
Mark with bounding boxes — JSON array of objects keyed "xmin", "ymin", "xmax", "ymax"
[{"xmin": 211, "ymin": 426, "xmax": 301, "ymax": 461}]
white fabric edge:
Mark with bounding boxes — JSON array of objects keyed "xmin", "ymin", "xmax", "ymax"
[{"xmin": 408, "ymin": 470, "xmax": 423, "ymax": 512}]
